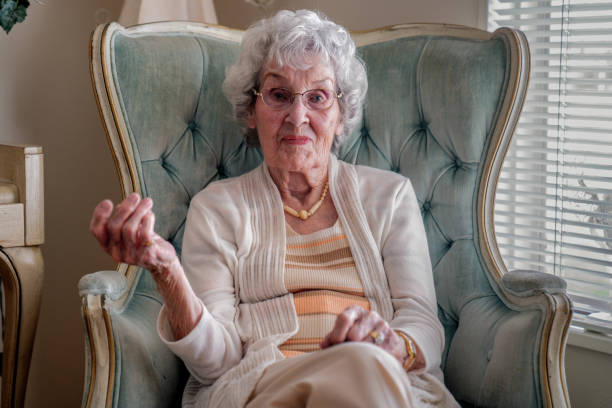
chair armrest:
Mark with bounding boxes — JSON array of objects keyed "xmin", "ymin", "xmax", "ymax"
[
  {"xmin": 80, "ymin": 269, "xmax": 187, "ymax": 408},
  {"xmin": 445, "ymin": 296, "xmax": 546, "ymax": 407},
  {"xmin": 501, "ymin": 269, "xmax": 567, "ymax": 297},
  {"xmin": 78, "ymin": 270, "xmax": 128, "ymax": 301},
  {"xmin": 446, "ymin": 273, "xmax": 571, "ymax": 407}
]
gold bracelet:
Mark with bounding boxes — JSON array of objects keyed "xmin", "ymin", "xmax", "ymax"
[{"xmin": 395, "ymin": 331, "xmax": 417, "ymax": 371}]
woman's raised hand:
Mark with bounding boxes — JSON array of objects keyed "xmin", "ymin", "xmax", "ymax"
[
  {"xmin": 89, "ymin": 193, "xmax": 178, "ymax": 274},
  {"xmin": 320, "ymin": 305, "xmax": 409, "ymax": 365},
  {"xmin": 91, "ymin": 193, "xmax": 203, "ymax": 339}
]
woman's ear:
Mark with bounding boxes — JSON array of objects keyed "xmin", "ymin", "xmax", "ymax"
[
  {"xmin": 247, "ymin": 109, "xmax": 257, "ymax": 129},
  {"xmin": 335, "ymin": 119, "xmax": 344, "ymax": 137}
]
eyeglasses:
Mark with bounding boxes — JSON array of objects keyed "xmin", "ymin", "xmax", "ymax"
[{"xmin": 252, "ymin": 87, "xmax": 342, "ymax": 111}]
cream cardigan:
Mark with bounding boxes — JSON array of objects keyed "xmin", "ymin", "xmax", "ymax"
[{"xmin": 157, "ymin": 155, "xmax": 445, "ymax": 407}]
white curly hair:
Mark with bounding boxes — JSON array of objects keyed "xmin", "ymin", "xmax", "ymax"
[{"xmin": 222, "ymin": 9, "xmax": 367, "ymax": 152}]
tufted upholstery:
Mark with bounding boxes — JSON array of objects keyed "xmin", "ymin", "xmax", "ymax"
[{"xmin": 81, "ymin": 22, "xmax": 572, "ymax": 408}]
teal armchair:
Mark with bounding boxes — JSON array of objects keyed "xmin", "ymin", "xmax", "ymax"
[{"xmin": 80, "ymin": 21, "xmax": 572, "ymax": 407}]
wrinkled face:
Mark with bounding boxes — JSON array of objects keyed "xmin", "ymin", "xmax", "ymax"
[{"xmin": 247, "ymin": 59, "xmax": 343, "ymax": 174}]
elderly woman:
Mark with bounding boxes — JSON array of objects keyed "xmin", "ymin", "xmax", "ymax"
[{"xmin": 90, "ymin": 9, "xmax": 458, "ymax": 408}]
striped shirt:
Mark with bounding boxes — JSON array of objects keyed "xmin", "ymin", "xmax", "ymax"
[{"xmin": 279, "ymin": 219, "xmax": 371, "ymax": 358}]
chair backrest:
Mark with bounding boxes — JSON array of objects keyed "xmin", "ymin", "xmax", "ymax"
[{"xmin": 90, "ymin": 21, "xmax": 529, "ymax": 407}]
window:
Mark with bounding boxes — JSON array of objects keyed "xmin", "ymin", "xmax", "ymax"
[{"xmin": 488, "ymin": 0, "xmax": 612, "ymax": 333}]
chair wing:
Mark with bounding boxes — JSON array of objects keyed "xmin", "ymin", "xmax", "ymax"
[{"xmin": 81, "ymin": 21, "xmax": 571, "ymax": 408}]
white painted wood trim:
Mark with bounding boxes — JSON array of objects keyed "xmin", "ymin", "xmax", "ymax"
[
  {"xmin": 90, "ymin": 24, "xmax": 134, "ymax": 197},
  {"xmin": 352, "ymin": 23, "xmax": 493, "ymax": 46},
  {"xmin": 0, "ymin": 204, "xmax": 24, "ymax": 247},
  {"xmin": 568, "ymin": 328, "xmax": 612, "ymax": 356},
  {"xmin": 118, "ymin": 20, "xmax": 243, "ymax": 42},
  {"xmin": 23, "ymin": 147, "xmax": 44, "ymax": 245},
  {"xmin": 0, "ymin": 144, "xmax": 44, "ymax": 247},
  {"xmin": 81, "ymin": 295, "xmax": 113, "ymax": 408},
  {"xmin": 479, "ymin": 27, "xmax": 531, "ymax": 282}
]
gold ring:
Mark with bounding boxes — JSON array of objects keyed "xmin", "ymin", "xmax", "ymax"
[
  {"xmin": 143, "ymin": 240, "xmax": 153, "ymax": 247},
  {"xmin": 369, "ymin": 330, "xmax": 385, "ymax": 345}
]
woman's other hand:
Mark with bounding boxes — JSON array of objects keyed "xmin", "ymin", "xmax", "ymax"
[
  {"xmin": 320, "ymin": 305, "xmax": 409, "ymax": 366},
  {"xmin": 89, "ymin": 193, "xmax": 178, "ymax": 274}
]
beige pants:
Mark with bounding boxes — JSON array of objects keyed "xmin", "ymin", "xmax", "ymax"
[{"xmin": 246, "ymin": 342, "xmax": 458, "ymax": 408}]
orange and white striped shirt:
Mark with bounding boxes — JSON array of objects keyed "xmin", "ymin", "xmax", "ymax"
[{"xmin": 279, "ymin": 220, "xmax": 371, "ymax": 358}]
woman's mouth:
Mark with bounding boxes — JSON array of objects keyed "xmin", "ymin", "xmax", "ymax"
[{"xmin": 282, "ymin": 135, "xmax": 311, "ymax": 145}]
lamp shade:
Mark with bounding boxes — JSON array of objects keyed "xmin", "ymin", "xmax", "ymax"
[{"xmin": 118, "ymin": 0, "xmax": 218, "ymax": 26}]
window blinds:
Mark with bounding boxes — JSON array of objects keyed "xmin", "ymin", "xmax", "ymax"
[{"xmin": 488, "ymin": 0, "xmax": 612, "ymax": 333}]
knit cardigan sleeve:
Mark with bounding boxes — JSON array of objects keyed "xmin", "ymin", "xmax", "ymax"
[
  {"xmin": 357, "ymin": 166, "xmax": 444, "ymax": 374},
  {"xmin": 384, "ymin": 179, "xmax": 443, "ymax": 372},
  {"xmin": 156, "ymin": 179, "xmax": 245, "ymax": 385}
]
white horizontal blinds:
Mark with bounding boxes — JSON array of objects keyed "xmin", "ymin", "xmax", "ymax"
[{"xmin": 489, "ymin": 0, "xmax": 612, "ymax": 330}]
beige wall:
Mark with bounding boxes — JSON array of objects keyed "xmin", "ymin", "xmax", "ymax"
[
  {"xmin": 565, "ymin": 345, "xmax": 612, "ymax": 408},
  {"xmin": 216, "ymin": 0, "xmax": 487, "ymax": 30},
  {"xmin": 0, "ymin": 1, "xmax": 123, "ymax": 407},
  {"xmin": 2, "ymin": 0, "xmax": 608, "ymax": 407}
]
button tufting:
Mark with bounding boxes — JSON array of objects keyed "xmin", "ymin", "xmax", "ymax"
[
  {"xmin": 217, "ymin": 165, "xmax": 226, "ymax": 177},
  {"xmin": 419, "ymin": 120, "xmax": 428, "ymax": 131},
  {"xmin": 454, "ymin": 158, "xmax": 463, "ymax": 169},
  {"xmin": 361, "ymin": 126, "xmax": 370, "ymax": 139},
  {"xmin": 422, "ymin": 201, "xmax": 432, "ymax": 212},
  {"xmin": 188, "ymin": 121, "xmax": 198, "ymax": 131}
]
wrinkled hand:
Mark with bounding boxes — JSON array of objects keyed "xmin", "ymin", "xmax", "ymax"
[
  {"xmin": 89, "ymin": 193, "xmax": 178, "ymax": 274},
  {"xmin": 320, "ymin": 305, "xmax": 408, "ymax": 364}
]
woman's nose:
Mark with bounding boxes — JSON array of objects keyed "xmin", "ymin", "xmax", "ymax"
[{"xmin": 285, "ymin": 96, "xmax": 310, "ymax": 126}]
